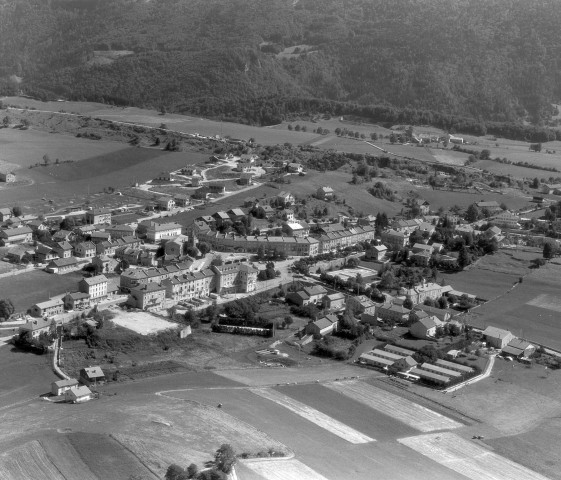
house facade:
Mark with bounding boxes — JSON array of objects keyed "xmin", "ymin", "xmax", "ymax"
[
  {"xmin": 146, "ymin": 222, "xmax": 182, "ymax": 243},
  {"xmin": 0, "ymin": 226, "xmax": 33, "ymax": 245},
  {"xmin": 78, "ymin": 275, "xmax": 108, "ymax": 300},
  {"xmin": 85, "ymin": 208, "xmax": 112, "ymax": 225},
  {"xmin": 30, "ymin": 299, "xmax": 65, "ymax": 318},
  {"xmin": 127, "ymin": 283, "xmax": 167, "ymax": 310}
]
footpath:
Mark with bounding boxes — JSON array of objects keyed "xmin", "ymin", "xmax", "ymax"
[{"xmin": 443, "ymin": 354, "xmax": 497, "ymax": 394}]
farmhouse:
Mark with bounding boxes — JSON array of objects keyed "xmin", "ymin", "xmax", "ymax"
[
  {"xmin": 409, "ymin": 316, "xmax": 443, "ymax": 339},
  {"xmin": 78, "ymin": 275, "xmax": 108, "ymax": 300},
  {"xmin": 317, "ymin": 186, "xmax": 334, "ymax": 199},
  {"xmin": 276, "ymin": 191, "xmax": 295, "ymax": 205},
  {"xmin": 414, "ymin": 199, "xmax": 430, "ymax": 215},
  {"xmin": 0, "ymin": 171, "xmax": 15, "ymax": 182},
  {"xmin": 65, "ymin": 386, "xmax": 93, "ymax": 404},
  {"xmin": 288, "ymin": 163, "xmax": 303, "ymax": 173},
  {"xmin": 79, "ymin": 366, "xmax": 105, "ymax": 386},
  {"xmin": 46, "ymin": 256, "xmax": 79, "ymax": 274},
  {"xmin": 19, "ymin": 318, "xmax": 53, "ymax": 339},
  {"xmin": 304, "ymin": 314, "xmax": 338, "ymax": 337},
  {"xmin": 51, "ymin": 378, "xmax": 79, "ymax": 396},
  {"xmin": 85, "ymin": 208, "xmax": 112, "ymax": 225},
  {"xmin": 0, "ymin": 226, "xmax": 32, "ymax": 245},
  {"xmin": 227, "ymin": 208, "xmax": 246, "ymax": 223},
  {"xmin": 208, "ymin": 183, "xmax": 226, "ymax": 195},
  {"xmin": 483, "ymin": 326, "xmax": 515, "ymax": 349},
  {"xmin": 155, "ymin": 171, "xmax": 171, "ymax": 181},
  {"xmin": 238, "ymin": 173, "xmax": 253, "ymax": 185},
  {"xmin": 0, "ymin": 208, "xmax": 13, "ymax": 221},
  {"xmin": 286, "ymin": 290, "xmax": 311, "ymax": 306},
  {"xmin": 30, "ymin": 298, "xmax": 65, "ymax": 318},
  {"xmin": 156, "ymin": 197, "xmax": 175, "ymax": 211},
  {"xmin": 73, "ymin": 241, "xmax": 96, "ymax": 258},
  {"xmin": 322, "ymin": 292, "xmax": 346, "ymax": 311},
  {"xmin": 5, "ymin": 245, "xmax": 31, "ymax": 263},
  {"xmin": 502, "ymin": 338, "xmax": 535, "ymax": 358},
  {"xmin": 213, "ymin": 211, "xmax": 231, "ymax": 226},
  {"xmin": 174, "ymin": 194, "xmax": 191, "ymax": 207}
]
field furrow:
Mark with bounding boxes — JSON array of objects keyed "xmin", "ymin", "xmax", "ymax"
[
  {"xmin": 250, "ymin": 388, "xmax": 375, "ymax": 444},
  {"xmin": 325, "ymin": 380, "xmax": 462, "ymax": 432},
  {"xmin": 398, "ymin": 433, "xmax": 550, "ymax": 480},
  {"xmin": 241, "ymin": 459, "xmax": 330, "ymax": 480},
  {"xmin": 0, "ymin": 440, "xmax": 65, "ymax": 480}
]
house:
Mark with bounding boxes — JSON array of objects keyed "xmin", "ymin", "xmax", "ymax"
[
  {"xmin": 414, "ymin": 199, "xmax": 430, "ymax": 215},
  {"xmin": 393, "ymin": 356, "xmax": 418, "ymax": 372},
  {"xmin": 411, "ymin": 243, "xmax": 434, "ymax": 255},
  {"xmin": 5, "ymin": 245, "xmax": 31, "ymax": 263},
  {"xmin": 85, "ymin": 208, "xmax": 112, "ymax": 225},
  {"xmin": 127, "ymin": 283, "xmax": 167, "ymax": 310},
  {"xmin": 260, "ymin": 205, "xmax": 275, "ymax": 218},
  {"xmin": 410, "ymin": 250, "xmax": 432, "ymax": 267},
  {"xmin": 399, "ymin": 281, "xmax": 444, "ymax": 305},
  {"xmin": 46, "ymin": 256, "xmax": 79, "ymax": 274},
  {"xmin": 174, "ymin": 194, "xmax": 191, "ymax": 207},
  {"xmin": 365, "ymin": 244, "xmax": 388, "ymax": 261},
  {"xmin": 381, "ymin": 229, "xmax": 408, "ymax": 250},
  {"xmin": 347, "ymin": 295, "xmax": 376, "ymax": 315},
  {"xmin": 304, "ymin": 314, "xmax": 338, "ymax": 337},
  {"xmin": 73, "ymin": 241, "xmax": 96, "ymax": 258},
  {"xmin": 491, "ymin": 211, "xmax": 520, "ymax": 229},
  {"xmin": 303, "ymin": 285, "xmax": 328, "ymax": 303},
  {"xmin": 502, "ymin": 338, "xmax": 535, "ymax": 358},
  {"xmin": 191, "ymin": 175, "xmax": 202, "ymax": 187},
  {"xmin": 409, "ymin": 316, "xmax": 443, "ymax": 339},
  {"xmin": 30, "ymin": 298, "xmax": 65, "ymax": 318},
  {"xmin": 212, "ymin": 211, "xmax": 231, "ymax": 227},
  {"xmin": 276, "ymin": 191, "xmax": 295, "ymax": 205},
  {"xmin": 19, "ymin": 318, "xmax": 53, "ymax": 339},
  {"xmin": 27, "ymin": 219, "xmax": 48, "ymax": 232},
  {"xmin": 0, "ymin": 172, "xmax": 15, "ymax": 182},
  {"xmin": 146, "ymin": 222, "xmax": 182, "ymax": 243},
  {"xmin": 322, "ymin": 292, "xmax": 346, "ymax": 311},
  {"xmin": 104, "ymin": 224, "xmax": 136, "ymax": 239},
  {"xmin": 156, "ymin": 197, "xmax": 175, "ymax": 211},
  {"xmin": 238, "ymin": 173, "xmax": 253, "ymax": 185},
  {"xmin": 281, "ymin": 209, "xmax": 295, "ymax": 222},
  {"xmin": 483, "ymin": 326, "xmax": 515, "ymax": 349},
  {"xmin": 65, "ymin": 385, "xmax": 93, "ymax": 403},
  {"xmin": 79, "ymin": 366, "xmax": 105, "ymax": 386},
  {"xmin": 377, "ymin": 302, "xmax": 411, "ymax": 324},
  {"xmin": 288, "ymin": 163, "xmax": 303, "ymax": 173},
  {"xmin": 90, "ymin": 231, "xmax": 111, "ymax": 244},
  {"xmin": 475, "ymin": 201, "xmax": 502, "ymax": 214},
  {"xmin": 208, "ymin": 183, "xmax": 226, "ymax": 195},
  {"xmin": 0, "ymin": 208, "xmax": 13, "ymax": 221},
  {"xmin": 51, "ymin": 378, "xmax": 79, "ymax": 396},
  {"xmin": 411, "ymin": 305, "xmax": 452, "ymax": 322},
  {"xmin": 79, "ymin": 275, "xmax": 108, "ymax": 300},
  {"xmin": 212, "ymin": 263, "xmax": 258, "ymax": 294},
  {"xmin": 317, "ymin": 186, "xmax": 334, "ymax": 199},
  {"xmin": 0, "ymin": 226, "xmax": 33, "ymax": 245},
  {"xmin": 285, "ymin": 222, "xmax": 308, "ymax": 237},
  {"xmin": 162, "ymin": 269, "xmax": 215, "ymax": 301},
  {"xmin": 541, "ymin": 183, "xmax": 561, "ymax": 195},
  {"xmin": 63, "ymin": 292, "xmax": 91, "ymax": 310},
  {"xmin": 416, "ymin": 222, "xmax": 435, "ymax": 236},
  {"xmin": 286, "ymin": 291, "xmax": 311, "ymax": 306},
  {"xmin": 52, "ymin": 229, "xmax": 74, "ymax": 242},
  {"xmin": 155, "ymin": 171, "xmax": 171, "ymax": 181},
  {"xmin": 227, "ymin": 208, "xmax": 246, "ymax": 223}
]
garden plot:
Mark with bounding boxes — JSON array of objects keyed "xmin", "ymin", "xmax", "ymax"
[
  {"xmin": 325, "ymin": 381, "xmax": 462, "ymax": 432},
  {"xmin": 398, "ymin": 432, "xmax": 550, "ymax": 480},
  {"xmin": 251, "ymin": 388, "xmax": 375, "ymax": 444},
  {"xmin": 241, "ymin": 458, "xmax": 329, "ymax": 480},
  {"xmin": 109, "ymin": 311, "xmax": 177, "ymax": 335}
]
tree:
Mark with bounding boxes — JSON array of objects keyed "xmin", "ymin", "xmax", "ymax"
[
  {"xmin": 370, "ymin": 132, "xmax": 378, "ymax": 140},
  {"xmin": 437, "ymin": 296, "xmax": 449, "ymax": 309},
  {"xmin": 214, "ymin": 444, "xmax": 236, "ymax": 473},
  {"xmin": 284, "ymin": 315, "xmax": 294, "ymax": 327},
  {"xmin": 42, "ymin": 154, "xmax": 51, "ymax": 165},
  {"xmin": 458, "ymin": 246, "xmax": 471, "ymax": 269},
  {"xmin": 198, "ymin": 242, "xmax": 211, "ymax": 256},
  {"xmin": 403, "ymin": 297, "xmax": 413, "ymax": 309},
  {"xmin": 379, "ymin": 271, "xmax": 396, "ymax": 290},
  {"xmin": 184, "ymin": 246, "xmax": 199, "ymax": 258},
  {"xmin": 2, "ymin": 116, "xmax": 9, "ymax": 127},
  {"xmin": 543, "ymin": 242, "xmax": 555, "ymax": 259},
  {"xmin": 532, "ymin": 177, "xmax": 540, "ymax": 189},
  {"xmin": 11, "ymin": 205, "xmax": 22, "ymax": 217},
  {"xmin": 165, "ymin": 464, "xmax": 184, "ymax": 480},
  {"xmin": 0, "ymin": 299, "xmax": 14, "ymax": 321},
  {"xmin": 186, "ymin": 464, "xmax": 198, "ymax": 478},
  {"xmin": 465, "ymin": 204, "xmax": 480, "ymax": 222}
]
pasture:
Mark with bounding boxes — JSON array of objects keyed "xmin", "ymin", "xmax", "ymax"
[
  {"xmin": 0, "ymin": 269, "xmax": 84, "ymax": 312},
  {"xmin": 468, "ymin": 263, "xmax": 561, "ymax": 350},
  {"xmin": 416, "ymin": 188, "xmax": 530, "ymax": 211}
]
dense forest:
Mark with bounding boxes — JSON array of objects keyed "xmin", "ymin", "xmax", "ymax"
[{"xmin": 1, "ymin": 0, "xmax": 561, "ymax": 139}]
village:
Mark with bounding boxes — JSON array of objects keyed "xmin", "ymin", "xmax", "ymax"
[{"xmin": 0, "ymin": 144, "xmax": 554, "ymax": 407}]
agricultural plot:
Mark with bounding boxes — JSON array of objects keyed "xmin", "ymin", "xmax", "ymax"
[
  {"xmin": 398, "ymin": 432, "xmax": 550, "ymax": 480},
  {"xmin": 250, "ymin": 388, "xmax": 375, "ymax": 444},
  {"xmin": 417, "ymin": 188, "xmax": 530, "ymax": 211},
  {"xmin": 241, "ymin": 459, "xmax": 329, "ymax": 480},
  {"xmin": 40, "ymin": 435, "xmax": 98, "ymax": 480},
  {"xmin": 325, "ymin": 380, "xmax": 462, "ymax": 432},
  {"xmin": 0, "ymin": 441, "xmax": 65, "ymax": 480}
]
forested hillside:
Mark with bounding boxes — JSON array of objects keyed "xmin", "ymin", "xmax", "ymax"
[{"xmin": 1, "ymin": 0, "xmax": 561, "ymax": 134}]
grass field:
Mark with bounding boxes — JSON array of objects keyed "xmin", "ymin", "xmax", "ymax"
[
  {"xmin": 241, "ymin": 459, "xmax": 329, "ymax": 480},
  {"xmin": 109, "ymin": 311, "xmax": 178, "ymax": 335},
  {"xmin": 417, "ymin": 188, "xmax": 531, "ymax": 211},
  {"xmin": 0, "ymin": 269, "xmax": 84, "ymax": 312}
]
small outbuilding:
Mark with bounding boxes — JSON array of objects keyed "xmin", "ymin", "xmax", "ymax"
[
  {"xmin": 65, "ymin": 385, "xmax": 93, "ymax": 404},
  {"xmin": 51, "ymin": 378, "xmax": 79, "ymax": 396}
]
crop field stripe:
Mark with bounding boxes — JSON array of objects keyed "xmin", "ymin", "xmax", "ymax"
[
  {"xmin": 526, "ymin": 293, "xmax": 561, "ymax": 313},
  {"xmin": 241, "ymin": 459, "xmax": 330, "ymax": 480},
  {"xmin": 325, "ymin": 381, "xmax": 462, "ymax": 432},
  {"xmin": 250, "ymin": 388, "xmax": 375, "ymax": 444},
  {"xmin": 0, "ymin": 440, "xmax": 65, "ymax": 480},
  {"xmin": 398, "ymin": 433, "xmax": 550, "ymax": 480}
]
